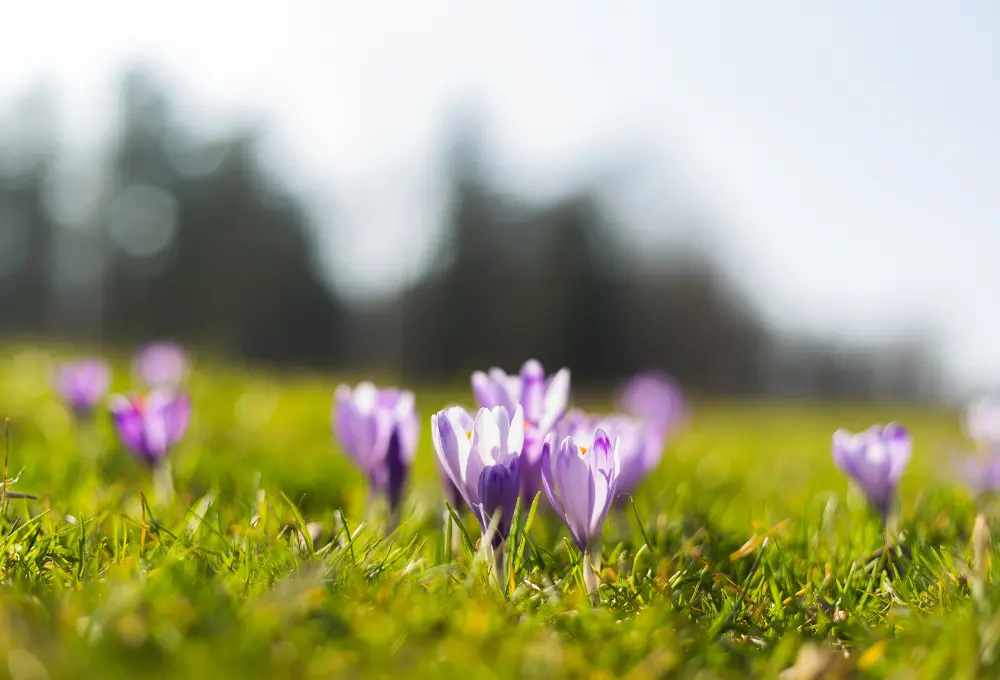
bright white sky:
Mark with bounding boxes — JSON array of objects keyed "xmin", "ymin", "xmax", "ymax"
[{"xmin": 2, "ymin": 1, "xmax": 998, "ymax": 391}]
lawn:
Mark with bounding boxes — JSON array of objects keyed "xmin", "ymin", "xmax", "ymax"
[{"xmin": 0, "ymin": 346, "xmax": 990, "ymax": 679}]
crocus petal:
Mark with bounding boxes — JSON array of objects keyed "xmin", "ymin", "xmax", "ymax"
[
  {"xmin": 471, "ymin": 371, "xmax": 495, "ymax": 411},
  {"xmin": 554, "ymin": 436, "xmax": 595, "ymax": 550},
  {"xmin": 445, "ymin": 405, "xmax": 475, "ymax": 432},
  {"xmin": 539, "ymin": 368, "xmax": 571, "ymax": 432},
  {"xmin": 110, "ymin": 396, "xmax": 145, "ymax": 456},
  {"xmin": 883, "ymin": 422, "xmax": 911, "ymax": 483},
  {"xmin": 616, "ymin": 372, "xmax": 685, "ymax": 438},
  {"xmin": 477, "ymin": 460, "xmax": 520, "ymax": 545},
  {"xmin": 133, "ymin": 342, "xmax": 189, "ymax": 387},
  {"xmin": 966, "ymin": 396, "xmax": 1000, "ymax": 447},
  {"xmin": 487, "ymin": 368, "xmax": 520, "ymax": 414},
  {"xmin": 831, "ymin": 429, "xmax": 857, "ymax": 474},
  {"xmin": 163, "ymin": 392, "xmax": 191, "ymax": 448},
  {"xmin": 473, "ymin": 406, "xmax": 504, "ymax": 466},
  {"xmin": 384, "ymin": 429, "xmax": 407, "ymax": 512},
  {"xmin": 501, "ymin": 403, "xmax": 525, "ymax": 466},
  {"xmin": 520, "ymin": 359, "xmax": 546, "ymax": 423},
  {"xmin": 539, "ymin": 437, "xmax": 561, "ymax": 514},
  {"xmin": 431, "ymin": 410, "xmax": 473, "ymax": 507}
]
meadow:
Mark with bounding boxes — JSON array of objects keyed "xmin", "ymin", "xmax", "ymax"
[{"xmin": 0, "ymin": 346, "xmax": 992, "ymax": 679}]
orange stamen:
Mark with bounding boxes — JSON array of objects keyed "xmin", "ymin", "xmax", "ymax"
[
  {"xmin": 466, "ymin": 431, "xmax": 472, "ymax": 440},
  {"xmin": 580, "ymin": 446, "xmax": 587, "ymax": 456}
]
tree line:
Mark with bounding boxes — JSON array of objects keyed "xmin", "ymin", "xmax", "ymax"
[{"xmin": 0, "ymin": 67, "xmax": 942, "ymax": 399}]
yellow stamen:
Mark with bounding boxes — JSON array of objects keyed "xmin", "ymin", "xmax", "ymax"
[
  {"xmin": 580, "ymin": 446, "xmax": 587, "ymax": 456},
  {"xmin": 466, "ymin": 431, "xmax": 472, "ymax": 440}
]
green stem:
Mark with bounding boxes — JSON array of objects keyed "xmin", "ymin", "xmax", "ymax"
[
  {"xmin": 583, "ymin": 539, "xmax": 602, "ymax": 605},
  {"xmin": 493, "ymin": 542, "xmax": 506, "ymax": 591}
]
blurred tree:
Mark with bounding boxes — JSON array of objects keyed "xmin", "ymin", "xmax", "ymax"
[
  {"xmin": 0, "ymin": 75, "xmax": 943, "ymax": 399},
  {"xmin": 0, "ymin": 84, "xmax": 59, "ymax": 335},
  {"xmin": 99, "ymin": 66, "xmax": 343, "ymax": 365}
]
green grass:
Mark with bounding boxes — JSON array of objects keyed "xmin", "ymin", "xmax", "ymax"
[{"xmin": 0, "ymin": 346, "xmax": 995, "ymax": 678}]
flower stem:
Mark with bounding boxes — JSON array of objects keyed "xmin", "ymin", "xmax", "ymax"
[
  {"xmin": 493, "ymin": 542, "xmax": 507, "ymax": 591},
  {"xmin": 583, "ymin": 540, "xmax": 602, "ymax": 605},
  {"xmin": 152, "ymin": 462, "xmax": 174, "ymax": 506}
]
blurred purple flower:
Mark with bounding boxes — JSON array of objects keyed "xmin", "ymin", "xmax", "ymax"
[
  {"xmin": 472, "ymin": 359, "xmax": 570, "ymax": 433},
  {"xmin": 555, "ymin": 405, "xmax": 667, "ymax": 498},
  {"xmin": 540, "ymin": 428, "xmax": 619, "ymax": 552},
  {"xmin": 590, "ymin": 414, "xmax": 656, "ymax": 496},
  {"xmin": 110, "ymin": 390, "xmax": 191, "ymax": 467},
  {"xmin": 960, "ymin": 452, "xmax": 1000, "ymax": 495},
  {"xmin": 965, "ymin": 395, "xmax": 1000, "ymax": 449},
  {"xmin": 333, "ymin": 382, "xmax": 419, "ymax": 513},
  {"xmin": 431, "ymin": 404, "xmax": 523, "ymax": 544},
  {"xmin": 472, "ymin": 359, "xmax": 570, "ymax": 500},
  {"xmin": 615, "ymin": 371, "xmax": 686, "ymax": 439},
  {"xmin": 55, "ymin": 359, "xmax": 111, "ymax": 418},
  {"xmin": 133, "ymin": 342, "xmax": 189, "ymax": 388},
  {"xmin": 832, "ymin": 423, "xmax": 911, "ymax": 521}
]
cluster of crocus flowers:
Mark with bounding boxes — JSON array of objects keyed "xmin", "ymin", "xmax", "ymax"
[
  {"xmin": 52, "ymin": 343, "xmax": 194, "ymax": 471},
  {"xmin": 54, "ymin": 359, "xmax": 111, "ymax": 420},
  {"xmin": 574, "ymin": 372, "xmax": 686, "ymax": 498},
  {"xmin": 832, "ymin": 423, "xmax": 911, "ymax": 524},
  {"xmin": 472, "ymin": 360, "xmax": 570, "ymax": 500},
  {"xmin": 333, "ymin": 382, "xmax": 419, "ymax": 520}
]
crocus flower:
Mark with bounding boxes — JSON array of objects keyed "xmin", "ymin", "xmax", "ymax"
[
  {"xmin": 133, "ymin": 342, "xmax": 189, "ymax": 388},
  {"xmin": 965, "ymin": 395, "xmax": 1000, "ymax": 449},
  {"xmin": 333, "ymin": 382, "xmax": 419, "ymax": 515},
  {"xmin": 831, "ymin": 423, "xmax": 911, "ymax": 521},
  {"xmin": 555, "ymin": 408, "xmax": 661, "ymax": 498},
  {"xmin": 591, "ymin": 414, "xmax": 655, "ymax": 496},
  {"xmin": 431, "ymin": 403, "xmax": 524, "ymax": 545},
  {"xmin": 960, "ymin": 453, "xmax": 1000, "ymax": 495},
  {"xmin": 615, "ymin": 371, "xmax": 686, "ymax": 440},
  {"xmin": 472, "ymin": 359, "xmax": 570, "ymax": 500},
  {"xmin": 110, "ymin": 390, "xmax": 191, "ymax": 467},
  {"xmin": 54, "ymin": 359, "xmax": 111, "ymax": 418},
  {"xmin": 541, "ymin": 428, "xmax": 619, "ymax": 600}
]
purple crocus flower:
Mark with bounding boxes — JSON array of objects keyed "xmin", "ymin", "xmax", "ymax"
[
  {"xmin": 333, "ymin": 382, "xmax": 419, "ymax": 514},
  {"xmin": 615, "ymin": 371, "xmax": 686, "ymax": 439},
  {"xmin": 554, "ymin": 408, "xmax": 662, "ymax": 498},
  {"xmin": 965, "ymin": 395, "xmax": 1000, "ymax": 449},
  {"xmin": 431, "ymin": 403, "xmax": 524, "ymax": 545},
  {"xmin": 54, "ymin": 359, "xmax": 111, "ymax": 418},
  {"xmin": 109, "ymin": 390, "xmax": 191, "ymax": 467},
  {"xmin": 471, "ymin": 359, "xmax": 570, "ymax": 500},
  {"xmin": 960, "ymin": 453, "xmax": 1000, "ymax": 495},
  {"xmin": 590, "ymin": 414, "xmax": 654, "ymax": 496},
  {"xmin": 133, "ymin": 342, "xmax": 189, "ymax": 388},
  {"xmin": 541, "ymin": 427, "xmax": 619, "ymax": 600},
  {"xmin": 832, "ymin": 423, "xmax": 911, "ymax": 521}
]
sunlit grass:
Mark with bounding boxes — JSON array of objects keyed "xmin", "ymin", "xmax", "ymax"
[{"xmin": 0, "ymin": 345, "xmax": 992, "ymax": 678}]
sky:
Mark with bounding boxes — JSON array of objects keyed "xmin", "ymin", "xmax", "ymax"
[{"xmin": 1, "ymin": 1, "xmax": 998, "ymax": 391}]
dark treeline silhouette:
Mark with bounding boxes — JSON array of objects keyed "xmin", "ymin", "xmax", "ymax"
[{"xmin": 0, "ymin": 68, "xmax": 942, "ymax": 399}]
